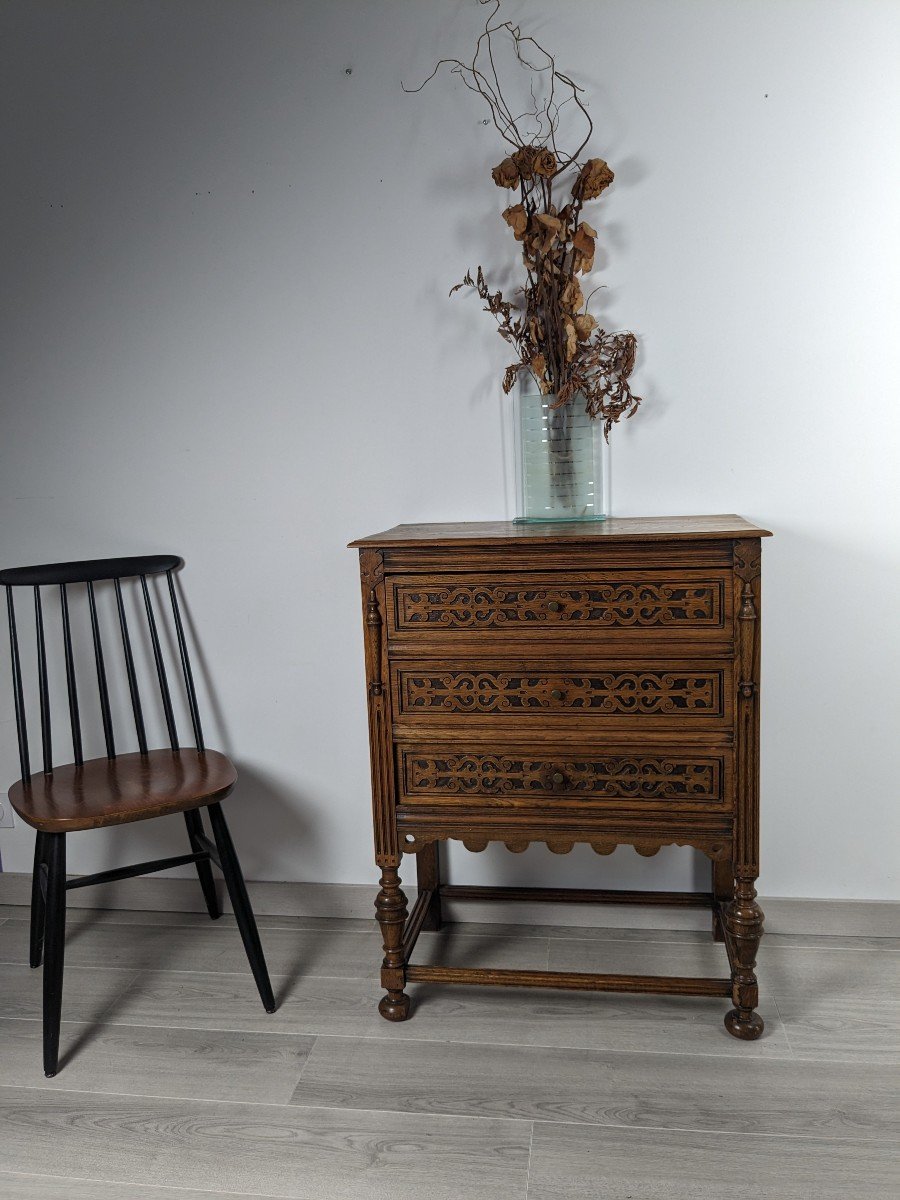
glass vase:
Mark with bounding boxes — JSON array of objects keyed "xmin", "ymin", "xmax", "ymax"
[{"xmin": 514, "ymin": 374, "xmax": 606, "ymax": 522}]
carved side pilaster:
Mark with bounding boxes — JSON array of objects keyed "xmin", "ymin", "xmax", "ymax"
[
  {"xmin": 359, "ymin": 549, "xmax": 399, "ymax": 867},
  {"xmin": 725, "ymin": 537, "xmax": 764, "ymax": 1040},
  {"xmin": 733, "ymin": 538, "xmax": 761, "ymax": 879}
]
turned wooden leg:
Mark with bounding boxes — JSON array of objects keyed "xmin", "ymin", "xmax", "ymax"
[
  {"xmin": 416, "ymin": 842, "xmax": 442, "ymax": 931},
  {"xmin": 724, "ymin": 876, "xmax": 765, "ymax": 1040},
  {"xmin": 711, "ymin": 857, "xmax": 732, "ymax": 944},
  {"xmin": 375, "ymin": 864, "xmax": 410, "ymax": 1021}
]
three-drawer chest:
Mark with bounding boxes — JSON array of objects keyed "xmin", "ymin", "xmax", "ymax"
[{"xmin": 350, "ymin": 515, "xmax": 772, "ymax": 1039}]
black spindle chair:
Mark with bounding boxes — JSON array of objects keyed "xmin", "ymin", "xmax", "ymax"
[{"xmin": 1, "ymin": 555, "xmax": 276, "ymax": 1076}]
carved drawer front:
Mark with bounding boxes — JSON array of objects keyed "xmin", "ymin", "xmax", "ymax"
[
  {"xmin": 392, "ymin": 660, "xmax": 732, "ymax": 730},
  {"xmin": 387, "ymin": 571, "xmax": 730, "ymax": 642},
  {"xmin": 397, "ymin": 744, "xmax": 730, "ymax": 812}
]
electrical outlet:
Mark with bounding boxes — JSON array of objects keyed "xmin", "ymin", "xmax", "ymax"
[{"xmin": 0, "ymin": 793, "xmax": 14, "ymax": 829}]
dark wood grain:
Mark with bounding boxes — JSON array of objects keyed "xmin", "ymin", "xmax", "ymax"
[
  {"xmin": 9, "ymin": 750, "xmax": 237, "ymax": 833},
  {"xmin": 352, "ymin": 517, "xmax": 768, "ymax": 1037},
  {"xmin": 406, "ymin": 965, "xmax": 731, "ymax": 996},
  {"xmin": 349, "ymin": 514, "xmax": 773, "ymax": 547}
]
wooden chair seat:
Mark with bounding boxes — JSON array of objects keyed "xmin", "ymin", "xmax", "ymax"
[{"xmin": 9, "ymin": 749, "xmax": 237, "ymax": 833}]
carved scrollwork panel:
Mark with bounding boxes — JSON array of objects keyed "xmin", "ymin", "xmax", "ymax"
[
  {"xmin": 400, "ymin": 750, "xmax": 723, "ymax": 802},
  {"xmin": 393, "ymin": 578, "xmax": 725, "ymax": 631},
  {"xmin": 399, "ymin": 669, "xmax": 724, "ymax": 717}
]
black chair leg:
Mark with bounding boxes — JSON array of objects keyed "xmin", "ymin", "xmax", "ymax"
[
  {"xmin": 42, "ymin": 833, "xmax": 66, "ymax": 1077},
  {"xmin": 30, "ymin": 832, "xmax": 48, "ymax": 968},
  {"xmin": 207, "ymin": 802, "xmax": 276, "ymax": 1013},
  {"xmin": 184, "ymin": 809, "xmax": 220, "ymax": 919}
]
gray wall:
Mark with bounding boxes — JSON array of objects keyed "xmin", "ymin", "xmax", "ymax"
[{"xmin": 1, "ymin": 1, "xmax": 898, "ymax": 899}]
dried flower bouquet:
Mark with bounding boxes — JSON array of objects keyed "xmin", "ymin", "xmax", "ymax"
[{"xmin": 408, "ymin": 0, "xmax": 641, "ymax": 437}]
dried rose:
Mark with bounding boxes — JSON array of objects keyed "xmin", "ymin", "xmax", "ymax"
[
  {"xmin": 574, "ymin": 158, "xmax": 614, "ymax": 201},
  {"xmin": 512, "ymin": 146, "xmax": 537, "ymax": 180},
  {"xmin": 574, "ymin": 313, "xmax": 596, "ymax": 340},
  {"xmin": 502, "ymin": 203, "xmax": 528, "ymax": 240},
  {"xmin": 532, "ymin": 148, "xmax": 557, "ymax": 178},
  {"xmin": 491, "ymin": 157, "xmax": 520, "ymax": 189}
]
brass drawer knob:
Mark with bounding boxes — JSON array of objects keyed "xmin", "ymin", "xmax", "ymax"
[
  {"xmin": 550, "ymin": 688, "xmax": 564, "ymax": 701},
  {"xmin": 547, "ymin": 600, "xmax": 562, "ymax": 612},
  {"xmin": 551, "ymin": 771, "xmax": 566, "ymax": 786}
]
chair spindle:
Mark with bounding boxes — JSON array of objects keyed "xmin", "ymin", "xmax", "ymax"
[
  {"xmin": 59, "ymin": 584, "xmax": 83, "ymax": 766},
  {"xmin": 114, "ymin": 578, "xmax": 148, "ymax": 755},
  {"xmin": 140, "ymin": 574, "xmax": 178, "ymax": 750},
  {"xmin": 5, "ymin": 586, "xmax": 31, "ymax": 781},
  {"xmin": 87, "ymin": 581, "xmax": 116, "ymax": 758},
  {"xmin": 167, "ymin": 570, "xmax": 204, "ymax": 752},
  {"xmin": 33, "ymin": 587, "xmax": 52, "ymax": 773}
]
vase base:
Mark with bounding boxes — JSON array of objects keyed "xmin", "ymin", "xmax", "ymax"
[{"xmin": 514, "ymin": 515, "xmax": 607, "ymax": 524}]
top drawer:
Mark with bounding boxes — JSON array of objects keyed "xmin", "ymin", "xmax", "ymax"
[{"xmin": 386, "ymin": 571, "xmax": 732, "ymax": 644}]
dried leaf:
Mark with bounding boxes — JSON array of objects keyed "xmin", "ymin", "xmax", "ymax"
[
  {"xmin": 571, "ymin": 222, "xmax": 596, "ymax": 274},
  {"xmin": 563, "ymin": 316, "xmax": 578, "ymax": 361},
  {"xmin": 502, "ymin": 203, "xmax": 528, "ymax": 240},
  {"xmin": 574, "ymin": 313, "xmax": 596, "ymax": 340},
  {"xmin": 532, "ymin": 212, "xmax": 563, "ymax": 253},
  {"xmin": 503, "ymin": 363, "xmax": 520, "ymax": 393},
  {"xmin": 561, "ymin": 276, "xmax": 584, "ymax": 312},
  {"xmin": 574, "ymin": 250, "xmax": 594, "ymax": 275}
]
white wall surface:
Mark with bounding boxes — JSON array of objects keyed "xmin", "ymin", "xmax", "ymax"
[{"xmin": 1, "ymin": 0, "xmax": 898, "ymax": 900}]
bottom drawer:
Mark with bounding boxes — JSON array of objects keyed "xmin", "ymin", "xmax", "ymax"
[{"xmin": 396, "ymin": 743, "xmax": 731, "ymax": 813}]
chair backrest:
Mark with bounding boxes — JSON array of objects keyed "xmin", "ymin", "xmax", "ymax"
[{"xmin": 1, "ymin": 555, "xmax": 205, "ymax": 781}]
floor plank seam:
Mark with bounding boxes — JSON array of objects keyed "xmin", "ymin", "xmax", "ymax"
[
  {"xmin": 0, "ymin": 1016, "xmax": 797, "ymax": 1061},
  {"xmin": 523, "ymin": 1120, "xmax": 536, "ymax": 1200},
  {"xmin": 7, "ymin": 1013, "xmax": 889, "ymax": 1067},
  {"xmin": 6, "ymin": 908, "xmax": 900, "ymax": 945},
  {"xmin": 305, "ymin": 1030, "xmax": 795, "ymax": 1062},
  {"xmin": 520, "ymin": 1116, "xmax": 899, "ymax": 1144},
  {"xmin": 0, "ymin": 1168, "xmax": 283, "ymax": 1198},
  {"xmin": 0, "ymin": 1082, "xmax": 535, "ymax": 1124},
  {"xmin": 1, "ymin": 1084, "xmax": 897, "ymax": 1147},
  {"xmin": 277, "ymin": 1101, "xmax": 896, "ymax": 1144}
]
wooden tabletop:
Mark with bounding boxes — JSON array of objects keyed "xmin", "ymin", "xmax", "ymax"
[{"xmin": 349, "ymin": 515, "xmax": 772, "ymax": 549}]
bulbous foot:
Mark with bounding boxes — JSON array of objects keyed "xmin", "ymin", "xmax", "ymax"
[
  {"xmin": 725, "ymin": 1007, "xmax": 764, "ymax": 1040},
  {"xmin": 378, "ymin": 992, "xmax": 411, "ymax": 1022}
]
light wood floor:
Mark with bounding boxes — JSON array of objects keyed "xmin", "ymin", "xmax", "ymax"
[{"xmin": 0, "ymin": 900, "xmax": 897, "ymax": 1198}]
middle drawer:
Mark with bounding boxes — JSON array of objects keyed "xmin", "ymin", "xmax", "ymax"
[{"xmin": 391, "ymin": 657, "xmax": 733, "ymax": 733}]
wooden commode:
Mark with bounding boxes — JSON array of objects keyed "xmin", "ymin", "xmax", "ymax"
[{"xmin": 349, "ymin": 516, "xmax": 772, "ymax": 1039}]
